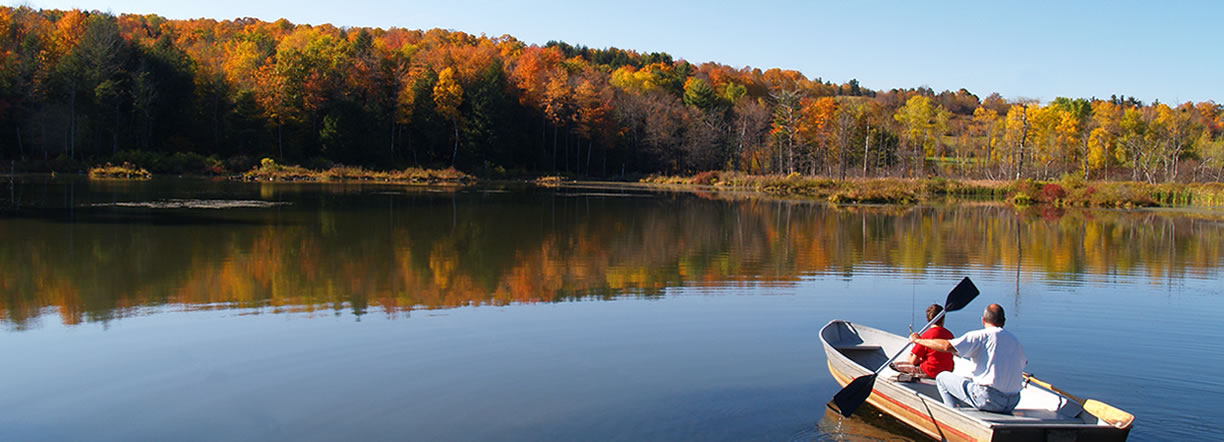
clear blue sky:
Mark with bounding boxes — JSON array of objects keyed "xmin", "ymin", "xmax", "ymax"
[{"xmin": 15, "ymin": 0, "xmax": 1221, "ymax": 104}]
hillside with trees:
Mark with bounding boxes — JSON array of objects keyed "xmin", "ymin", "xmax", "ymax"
[{"xmin": 1, "ymin": 7, "xmax": 1222, "ymax": 182}]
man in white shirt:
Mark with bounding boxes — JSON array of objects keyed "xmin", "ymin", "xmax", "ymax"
[{"xmin": 908, "ymin": 303, "xmax": 1027, "ymax": 413}]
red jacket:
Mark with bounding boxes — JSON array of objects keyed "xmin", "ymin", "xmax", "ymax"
[{"xmin": 912, "ymin": 326, "xmax": 955, "ymax": 378}]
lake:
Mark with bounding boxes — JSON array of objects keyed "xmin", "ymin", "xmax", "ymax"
[{"xmin": 1, "ymin": 177, "xmax": 1222, "ymax": 441}]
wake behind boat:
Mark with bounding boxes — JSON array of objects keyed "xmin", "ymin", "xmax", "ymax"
[{"xmin": 821, "ymin": 320, "xmax": 1132, "ymax": 441}]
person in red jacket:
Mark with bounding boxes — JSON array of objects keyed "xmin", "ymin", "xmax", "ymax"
[{"xmin": 891, "ymin": 304, "xmax": 955, "ymax": 378}]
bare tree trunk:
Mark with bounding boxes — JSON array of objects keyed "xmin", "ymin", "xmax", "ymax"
[
  {"xmin": 1170, "ymin": 141, "xmax": 1183, "ymax": 182},
  {"xmin": 451, "ymin": 121, "xmax": 459, "ymax": 167},
  {"xmin": 985, "ymin": 132, "xmax": 995, "ymax": 179},
  {"xmin": 775, "ymin": 140, "xmax": 781, "ymax": 174},
  {"xmin": 1132, "ymin": 153, "xmax": 1139, "ymax": 182},
  {"xmin": 839, "ymin": 147, "xmax": 847, "ymax": 181},
  {"xmin": 791, "ymin": 135, "xmax": 797, "ymax": 174},
  {"xmin": 863, "ymin": 127, "xmax": 871, "ymax": 175},
  {"xmin": 786, "ymin": 105, "xmax": 796, "ymax": 174},
  {"xmin": 1082, "ymin": 137, "xmax": 1090, "ymax": 180},
  {"xmin": 1014, "ymin": 105, "xmax": 1029, "ymax": 180},
  {"xmin": 903, "ymin": 131, "xmax": 913, "ymax": 178},
  {"xmin": 738, "ymin": 121, "xmax": 746, "ymax": 170}
]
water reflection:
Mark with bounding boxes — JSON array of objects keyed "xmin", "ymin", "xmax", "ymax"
[
  {"xmin": 2, "ymin": 178, "xmax": 1223, "ymax": 330},
  {"xmin": 802, "ymin": 403, "xmax": 926, "ymax": 441}
]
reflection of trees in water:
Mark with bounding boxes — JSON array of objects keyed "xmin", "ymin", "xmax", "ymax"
[
  {"xmin": 2, "ymin": 195, "xmax": 1222, "ymax": 329},
  {"xmin": 812, "ymin": 401, "xmax": 928, "ymax": 441}
]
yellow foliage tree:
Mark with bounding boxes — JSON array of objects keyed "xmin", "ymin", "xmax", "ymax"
[
  {"xmin": 971, "ymin": 107, "xmax": 1005, "ymax": 174},
  {"xmin": 433, "ymin": 67, "xmax": 463, "ymax": 166},
  {"xmin": 893, "ymin": 96, "xmax": 950, "ymax": 176}
]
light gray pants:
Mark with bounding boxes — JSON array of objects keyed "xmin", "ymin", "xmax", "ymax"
[{"xmin": 935, "ymin": 372, "xmax": 1021, "ymax": 413}]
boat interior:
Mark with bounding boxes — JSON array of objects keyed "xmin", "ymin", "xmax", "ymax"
[{"xmin": 824, "ymin": 321, "xmax": 1100, "ymax": 426}]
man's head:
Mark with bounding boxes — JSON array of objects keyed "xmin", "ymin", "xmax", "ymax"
[
  {"xmin": 926, "ymin": 303, "xmax": 945, "ymax": 326},
  {"xmin": 982, "ymin": 304, "xmax": 1006, "ymax": 327}
]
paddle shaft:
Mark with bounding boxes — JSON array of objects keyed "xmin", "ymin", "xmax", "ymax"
[
  {"xmin": 872, "ymin": 309, "xmax": 947, "ymax": 376},
  {"xmin": 1023, "ymin": 373, "xmax": 1082, "ymax": 402}
]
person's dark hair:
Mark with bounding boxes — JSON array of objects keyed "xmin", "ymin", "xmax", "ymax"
[
  {"xmin": 983, "ymin": 304, "xmax": 1006, "ymax": 326},
  {"xmin": 925, "ymin": 304, "xmax": 945, "ymax": 326}
]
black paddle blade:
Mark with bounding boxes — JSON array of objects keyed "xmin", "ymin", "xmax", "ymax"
[
  {"xmin": 832, "ymin": 374, "xmax": 877, "ymax": 417},
  {"xmin": 943, "ymin": 277, "xmax": 980, "ymax": 312}
]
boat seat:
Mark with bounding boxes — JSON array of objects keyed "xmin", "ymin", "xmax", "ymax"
[{"xmin": 832, "ymin": 344, "xmax": 883, "ymax": 351}]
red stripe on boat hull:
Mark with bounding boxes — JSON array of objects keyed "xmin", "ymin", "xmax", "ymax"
[{"xmin": 829, "ymin": 361, "xmax": 981, "ymax": 442}]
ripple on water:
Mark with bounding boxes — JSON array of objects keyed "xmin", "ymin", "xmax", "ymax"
[{"xmin": 90, "ymin": 199, "xmax": 290, "ymax": 209}]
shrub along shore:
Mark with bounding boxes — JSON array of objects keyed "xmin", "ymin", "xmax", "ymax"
[
  {"xmin": 87, "ymin": 162, "xmax": 151, "ymax": 179},
  {"xmin": 79, "ymin": 157, "xmax": 473, "ymax": 185},
  {"xmin": 66, "ymin": 160, "xmax": 1224, "ymax": 208},
  {"xmin": 642, "ymin": 171, "xmax": 1224, "ymax": 208},
  {"xmin": 239, "ymin": 159, "xmax": 474, "ymax": 184}
]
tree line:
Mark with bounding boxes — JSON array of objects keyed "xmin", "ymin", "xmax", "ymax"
[{"xmin": 1, "ymin": 7, "xmax": 1222, "ymax": 181}]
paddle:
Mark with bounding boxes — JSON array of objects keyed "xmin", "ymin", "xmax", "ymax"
[
  {"xmin": 832, "ymin": 277, "xmax": 979, "ymax": 418},
  {"xmin": 1023, "ymin": 373, "xmax": 1134, "ymax": 429}
]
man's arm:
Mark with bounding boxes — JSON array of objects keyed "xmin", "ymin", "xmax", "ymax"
[{"xmin": 909, "ymin": 333, "xmax": 956, "ymax": 354}]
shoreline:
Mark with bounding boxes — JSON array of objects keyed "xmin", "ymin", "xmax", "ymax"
[
  {"xmin": 11, "ymin": 166, "xmax": 1224, "ymax": 211},
  {"xmin": 636, "ymin": 172, "xmax": 1224, "ymax": 209}
]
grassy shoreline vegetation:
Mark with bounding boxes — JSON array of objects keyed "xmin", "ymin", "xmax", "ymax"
[
  {"xmin": 642, "ymin": 171, "xmax": 1224, "ymax": 208},
  {"xmin": 87, "ymin": 162, "xmax": 151, "ymax": 179},
  {"xmin": 240, "ymin": 158, "xmax": 473, "ymax": 184}
]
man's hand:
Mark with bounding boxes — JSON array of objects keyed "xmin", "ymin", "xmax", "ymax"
[{"xmin": 909, "ymin": 332, "xmax": 920, "ymax": 343}]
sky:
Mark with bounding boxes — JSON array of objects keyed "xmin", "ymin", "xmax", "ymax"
[{"xmin": 12, "ymin": 0, "xmax": 1222, "ymax": 104}]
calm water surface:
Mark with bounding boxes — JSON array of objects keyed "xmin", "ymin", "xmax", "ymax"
[{"xmin": 2, "ymin": 177, "xmax": 1222, "ymax": 441}]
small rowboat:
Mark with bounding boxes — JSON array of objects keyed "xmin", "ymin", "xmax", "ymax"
[{"xmin": 821, "ymin": 320, "xmax": 1132, "ymax": 441}]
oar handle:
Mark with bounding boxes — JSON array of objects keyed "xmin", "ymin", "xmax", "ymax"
[{"xmin": 873, "ymin": 309, "xmax": 946, "ymax": 375}]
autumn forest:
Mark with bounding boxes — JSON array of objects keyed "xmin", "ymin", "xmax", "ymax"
[{"xmin": 2, "ymin": 7, "xmax": 1224, "ymax": 182}]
